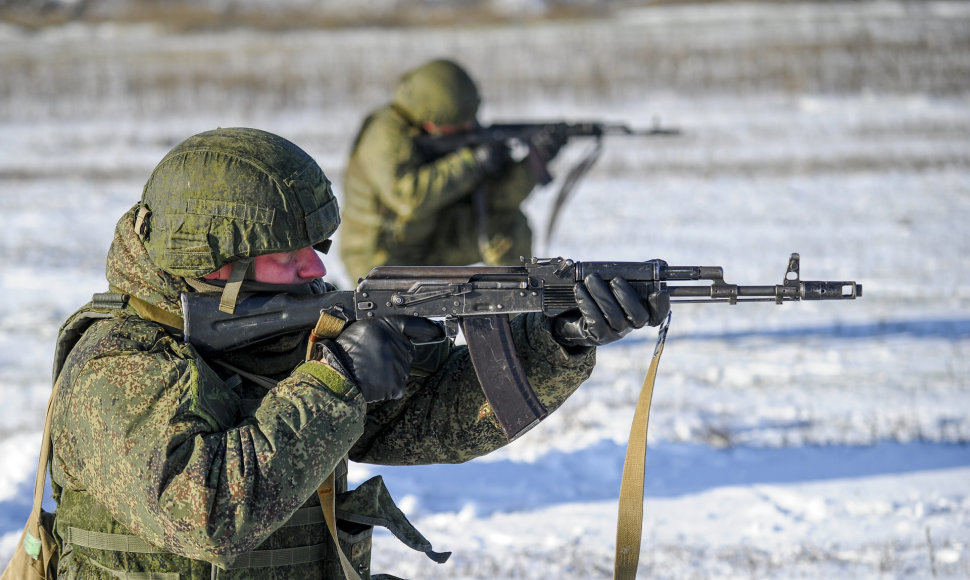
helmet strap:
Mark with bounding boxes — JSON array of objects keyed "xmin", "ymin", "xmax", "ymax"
[{"xmin": 219, "ymin": 257, "xmax": 254, "ymax": 314}]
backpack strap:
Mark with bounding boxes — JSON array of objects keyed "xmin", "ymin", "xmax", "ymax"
[{"xmin": 52, "ymin": 300, "xmax": 122, "ymax": 384}]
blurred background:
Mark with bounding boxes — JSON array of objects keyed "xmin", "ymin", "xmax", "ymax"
[{"xmin": 1, "ymin": 1, "xmax": 969, "ymax": 578}]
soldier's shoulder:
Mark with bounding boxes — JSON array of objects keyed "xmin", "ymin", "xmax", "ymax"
[
  {"xmin": 360, "ymin": 106, "xmax": 412, "ymax": 139},
  {"xmin": 56, "ymin": 311, "xmax": 182, "ymax": 398},
  {"xmin": 72, "ymin": 312, "xmax": 175, "ymax": 359}
]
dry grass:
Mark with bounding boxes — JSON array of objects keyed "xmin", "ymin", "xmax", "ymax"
[
  {"xmin": 1, "ymin": 0, "xmax": 968, "ymax": 122},
  {"xmin": 2, "ymin": 0, "xmax": 617, "ymax": 32}
]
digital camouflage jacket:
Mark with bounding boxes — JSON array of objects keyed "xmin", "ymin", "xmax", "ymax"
[
  {"xmin": 340, "ymin": 104, "xmax": 540, "ymax": 282},
  {"xmin": 49, "ymin": 206, "xmax": 595, "ymax": 579}
]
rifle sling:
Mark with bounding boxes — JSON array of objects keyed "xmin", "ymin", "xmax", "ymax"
[
  {"xmin": 544, "ymin": 137, "xmax": 604, "ymax": 246},
  {"xmin": 614, "ymin": 313, "xmax": 671, "ymax": 580},
  {"xmin": 294, "ymin": 311, "xmax": 362, "ymax": 580},
  {"xmin": 317, "ymin": 472, "xmax": 361, "ymax": 580},
  {"xmin": 107, "ymin": 285, "xmax": 185, "ymax": 332}
]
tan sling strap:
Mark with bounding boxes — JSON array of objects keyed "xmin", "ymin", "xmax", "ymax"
[
  {"xmin": 307, "ymin": 310, "xmax": 361, "ymax": 579},
  {"xmin": 305, "ymin": 311, "xmax": 348, "ymax": 360},
  {"xmin": 29, "ymin": 384, "xmax": 57, "ymax": 562},
  {"xmin": 317, "ymin": 472, "xmax": 361, "ymax": 579},
  {"xmin": 613, "ymin": 313, "xmax": 671, "ymax": 580},
  {"xmin": 107, "ymin": 285, "xmax": 185, "ymax": 331},
  {"xmin": 1, "ymin": 375, "xmax": 60, "ymax": 580}
]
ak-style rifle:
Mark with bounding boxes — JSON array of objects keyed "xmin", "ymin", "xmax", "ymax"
[
  {"xmin": 182, "ymin": 253, "xmax": 861, "ymax": 441},
  {"xmin": 415, "ymin": 120, "xmax": 681, "ymax": 244}
]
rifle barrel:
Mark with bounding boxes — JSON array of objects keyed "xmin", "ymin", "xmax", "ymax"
[{"xmin": 667, "ymin": 281, "xmax": 862, "ymax": 303}]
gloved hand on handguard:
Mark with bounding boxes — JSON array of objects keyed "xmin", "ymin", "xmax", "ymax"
[{"xmin": 551, "ymin": 273, "xmax": 670, "ymax": 348}]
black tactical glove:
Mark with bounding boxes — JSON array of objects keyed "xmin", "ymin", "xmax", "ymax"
[
  {"xmin": 472, "ymin": 141, "xmax": 512, "ymax": 176},
  {"xmin": 551, "ymin": 273, "xmax": 670, "ymax": 348},
  {"xmin": 318, "ymin": 316, "xmax": 444, "ymax": 403},
  {"xmin": 530, "ymin": 127, "xmax": 568, "ymax": 163}
]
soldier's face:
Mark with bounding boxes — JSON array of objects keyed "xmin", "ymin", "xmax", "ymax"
[
  {"xmin": 422, "ymin": 121, "xmax": 473, "ymax": 135},
  {"xmin": 203, "ymin": 247, "xmax": 327, "ymax": 284}
]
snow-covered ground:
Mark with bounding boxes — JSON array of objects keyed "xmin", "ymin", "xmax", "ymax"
[{"xmin": 1, "ymin": 2, "xmax": 969, "ymax": 578}]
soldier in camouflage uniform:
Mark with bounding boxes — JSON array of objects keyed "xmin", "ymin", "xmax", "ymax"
[
  {"xmin": 340, "ymin": 58, "xmax": 568, "ymax": 282},
  {"xmin": 48, "ymin": 127, "xmax": 667, "ymax": 579}
]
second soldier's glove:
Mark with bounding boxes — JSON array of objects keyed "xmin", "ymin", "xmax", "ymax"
[
  {"xmin": 551, "ymin": 273, "xmax": 670, "ymax": 348},
  {"xmin": 317, "ymin": 316, "xmax": 443, "ymax": 403},
  {"xmin": 473, "ymin": 141, "xmax": 512, "ymax": 176}
]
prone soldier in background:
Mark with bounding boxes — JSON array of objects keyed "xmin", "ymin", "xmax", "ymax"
[{"xmin": 340, "ymin": 58, "xmax": 567, "ymax": 282}]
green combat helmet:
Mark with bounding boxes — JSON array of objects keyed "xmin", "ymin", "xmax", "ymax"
[
  {"xmin": 136, "ymin": 127, "xmax": 340, "ymax": 312},
  {"xmin": 393, "ymin": 59, "xmax": 481, "ymax": 128}
]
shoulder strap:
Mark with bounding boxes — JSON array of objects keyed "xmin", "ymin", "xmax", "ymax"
[
  {"xmin": 52, "ymin": 294, "xmax": 128, "ymax": 383},
  {"xmin": 23, "ymin": 386, "xmax": 57, "ymax": 558}
]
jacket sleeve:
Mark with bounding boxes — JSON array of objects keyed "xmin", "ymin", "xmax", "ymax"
[
  {"xmin": 349, "ymin": 313, "xmax": 596, "ymax": 465},
  {"xmin": 51, "ymin": 316, "xmax": 366, "ymax": 566},
  {"xmin": 354, "ymin": 109, "xmax": 486, "ymax": 221}
]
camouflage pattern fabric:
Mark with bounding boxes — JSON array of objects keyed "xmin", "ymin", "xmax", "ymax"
[
  {"xmin": 49, "ymin": 206, "xmax": 595, "ymax": 578},
  {"xmin": 340, "ymin": 104, "xmax": 539, "ymax": 282}
]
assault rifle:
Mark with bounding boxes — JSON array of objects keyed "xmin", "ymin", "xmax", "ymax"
[
  {"xmin": 183, "ymin": 253, "xmax": 861, "ymax": 441},
  {"xmin": 415, "ymin": 120, "xmax": 681, "ymax": 244},
  {"xmin": 415, "ymin": 121, "xmax": 680, "ymax": 169}
]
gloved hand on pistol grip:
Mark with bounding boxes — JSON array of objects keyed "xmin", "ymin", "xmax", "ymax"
[
  {"xmin": 316, "ymin": 316, "xmax": 444, "ymax": 403},
  {"xmin": 551, "ymin": 273, "xmax": 670, "ymax": 348}
]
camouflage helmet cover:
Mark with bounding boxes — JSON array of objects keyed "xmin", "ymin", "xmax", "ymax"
[
  {"xmin": 392, "ymin": 59, "xmax": 481, "ymax": 127},
  {"xmin": 138, "ymin": 127, "xmax": 340, "ymax": 278}
]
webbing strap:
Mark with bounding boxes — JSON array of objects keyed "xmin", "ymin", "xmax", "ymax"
[
  {"xmin": 613, "ymin": 313, "xmax": 671, "ymax": 580},
  {"xmin": 305, "ymin": 311, "xmax": 347, "ymax": 360},
  {"xmin": 87, "ymin": 557, "xmax": 178, "ymax": 580},
  {"xmin": 219, "ymin": 258, "xmax": 253, "ymax": 314},
  {"xmin": 226, "ymin": 541, "xmax": 330, "ymax": 569},
  {"xmin": 66, "ymin": 527, "xmax": 163, "ymax": 554},
  {"xmin": 284, "ymin": 505, "xmax": 327, "ymax": 527},
  {"xmin": 317, "ymin": 472, "xmax": 362, "ymax": 580},
  {"xmin": 107, "ymin": 285, "xmax": 184, "ymax": 331},
  {"xmin": 65, "ymin": 506, "xmax": 328, "ymax": 560},
  {"xmin": 125, "ymin": 295, "xmax": 185, "ymax": 331}
]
